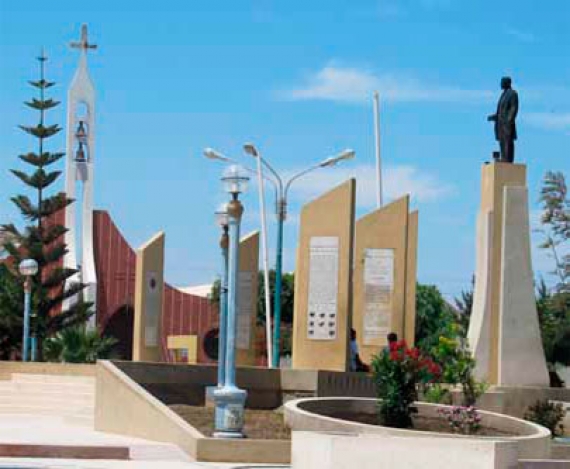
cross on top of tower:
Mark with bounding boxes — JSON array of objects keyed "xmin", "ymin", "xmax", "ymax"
[
  {"xmin": 37, "ymin": 48, "xmax": 47, "ymax": 62},
  {"xmin": 70, "ymin": 24, "xmax": 97, "ymax": 52}
]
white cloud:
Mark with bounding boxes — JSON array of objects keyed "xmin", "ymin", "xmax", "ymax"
[
  {"xmin": 284, "ymin": 163, "xmax": 454, "ymax": 208},
  {"xmin": 281, "ymin": 65, "xmax": 493, "ymax": 104},
  {"xmin": 377, "ymin": 1, "xmax": 406, "ymax": 18},
  {"xmin": 505, "ymin": 27, "xmax": 536, "ymax": 43},
  {"xmin": 525, "ymin": 112, "xmax": 570, "ymax": 132}
]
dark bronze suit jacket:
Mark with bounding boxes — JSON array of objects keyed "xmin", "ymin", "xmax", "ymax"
[{"xmin": 493, "ymin": 88, "xmax": 519, "ymax": 141}]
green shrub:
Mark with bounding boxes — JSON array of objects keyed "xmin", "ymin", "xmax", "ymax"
[
  {"xmin": 423, "ymin": 384, "xmax": 452, "ymax": 405},
  {"xmin": 372, "ymin": 340, "xmax": 441, "ymax": 429},
  {"xmin": 524, "ymin": 400, "xmax": 566, "ymax": 438},
  {"xmin": 43, "ymin": 326, "xmax": 117, "ymax": 363}
]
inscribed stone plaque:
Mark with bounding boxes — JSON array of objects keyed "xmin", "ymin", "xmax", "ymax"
[
  {"xmin": 363, "ymin": 248, "xmax": 394, "ymax": 345},
  {"xmin": 307, "ymin": 236, "xmax": 339, "ymax": 340},
  {"xmin": 237, "ymin": 271, "xmax": 254, "ymax": 350}
]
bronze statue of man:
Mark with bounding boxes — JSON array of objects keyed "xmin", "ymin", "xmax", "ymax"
[{"xmin": 488, "ymin": 76, "xmax": 519, "ymax": 163}]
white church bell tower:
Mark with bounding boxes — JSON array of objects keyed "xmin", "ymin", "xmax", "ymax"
[{"xmin": 63, "ymin": 25, "xmax": 98, "ymax": 322}]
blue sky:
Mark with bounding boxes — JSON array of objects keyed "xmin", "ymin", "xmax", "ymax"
[{"xmin": 1, "ymin": 0, "xmax": 569, "ymax": 298}]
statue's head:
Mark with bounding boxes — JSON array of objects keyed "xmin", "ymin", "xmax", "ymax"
[{"xmin": 501, "ymin": 76, "xmax": 512, "ymax": 90}]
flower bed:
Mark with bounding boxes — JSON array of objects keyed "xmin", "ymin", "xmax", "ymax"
[{"xmin": 284, "ymin": 397, "xmax": 551, "ymax": 460}]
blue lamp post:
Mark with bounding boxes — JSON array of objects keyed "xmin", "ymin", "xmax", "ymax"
[
  {"xmin": 213, "ymin": 165, "xmax": 250, "ymax": 438},
  {"xmin": 215, "ymin": 203, "xmax": 230, "ymax": 389},
  {"xmin": 19, "ymin": 258, "xmax": 38, "ymax": 362}
]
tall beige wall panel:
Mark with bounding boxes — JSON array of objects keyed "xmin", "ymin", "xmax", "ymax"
[
  {"xmin": 468, "ymin": 211, "xmax": 494, "ymax": 382},
  {"xmin": 292, "ymin": 180, "xmax": 356, "ymax": 372},
  {"xmin": 236, "ymin": 231, "xmax": 260, "ymax": 367},
  {"xmin": 133, "ymin": 232, "xmax": 165, "ymax": 362},
  {"xmin": 352, "ymin": 196, "xmax": 419, "ymax": 364},
  {"xmin": 404, "ymin": 210, "xmax": 418, "ymax": 346},
  {"xmin": 498, "ymin": 186, "xmax": 549, "ymax": 386},
  {"xmin": 468, "ymin": 162, "xmax": 549, "ymax": 386}
]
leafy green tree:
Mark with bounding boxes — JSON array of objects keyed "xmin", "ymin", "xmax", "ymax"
[
  {"xmin": 415, "ymin": 283, "xmax": 458, "ymax": 352},
  {"xmin": 43, "ymin": 326, "xmax": 117, "ymax": 363},
  {"xmin": 539, "ymin": 171, "xmax": 569, "ymax": 292},
  {"xmin": 536, "ymin": 171, "xmax": 570, "ymax": 370},
  {"xmin": 1, "ymin": 53, "xmax": 92, "ymax": 359},
  {"xmin": 257, "ymin": 270, "xmax": 295, "ymax": 325},
  {"xmin": 0, "ymin": 264, "xmax": 24, "ymax": 359},
  {"xmin": 454, "ymin": 276, "xmax": 474, "ymax": 337},
  {"xmin": 210, "ymin": 269, "xmax": 295, "ymax": 325}
]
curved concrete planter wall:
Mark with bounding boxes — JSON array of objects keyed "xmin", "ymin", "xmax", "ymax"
[{"xmin": 284, "ymin": 397, "xmax": 550, "ymax": 460}]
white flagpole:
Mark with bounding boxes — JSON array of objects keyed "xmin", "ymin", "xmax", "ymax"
[
  {"xmin": 373, "ymin": 91, "xmax": 383, "ymax": 208},
  {"xmin": 254, "ymin": 155, "xmax": 274, "ymax": 368}
]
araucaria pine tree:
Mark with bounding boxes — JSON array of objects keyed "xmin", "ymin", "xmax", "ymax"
[{"xmin": 2, "ymin": 52, "xmax": 92, "ymax": 359}]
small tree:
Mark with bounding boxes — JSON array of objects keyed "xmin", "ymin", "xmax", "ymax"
[
  {"xmin": 415, "ymin": 283, "xmax": 458, "ymax": 352},
  {"xmin": 539, "ymin": 171, "xmax": 569, "ymax": 292},
  {"xmin": 454, "ymin": 276, "xmax": 474, "ymax": 337},
  {"xmin": 1, "ymin": 53, "xmax": 92, "ymax": 359},
  {"xmin": 0, "ymin": 264, "xmax": 24, "ymax": 359},
  {"xmin": 536, "ymin": 171, "xmax": 570, "ymax": 372}
]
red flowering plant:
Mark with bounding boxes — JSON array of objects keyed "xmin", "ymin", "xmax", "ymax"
[{"xmin": 371, "ymin": 340, "xmax": 441, "ymax": 429}]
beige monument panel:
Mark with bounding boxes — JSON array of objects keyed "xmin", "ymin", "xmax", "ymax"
[
  {"xmin": 468, "ymin": 210, "xmax": 494, "ymax": 381},
  {"xmin": 404, "ymin": 210, "xmax": 419, "ymax": 346},
  {"xmin": 236, "ymin": 231, "xmax": 259, "ymax": 367},
  {"xmin": 498, "ymin": 186, "xmax": 549, "ymax": 386},
  {"xmin": 481, "ymin": 163, "xmax": 526, "ymax": 384},
  {"xmin": 352, "ymin": 196, "xmax": 412, "ymax": 364},
  {"xmin": 133, "ymin": 232, "xmax": 165, "ymax": 362},
  {"xmin": 292, "ymin": 179, "xmax": 356, "ymax": 372}
]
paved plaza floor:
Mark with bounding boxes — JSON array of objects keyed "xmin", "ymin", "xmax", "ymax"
[{"xmin": 0, "ymin": 459, "xmax": 290, "ymax": 468}]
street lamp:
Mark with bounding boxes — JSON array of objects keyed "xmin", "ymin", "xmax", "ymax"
[
  {"xmin": 19, "ymin": 258, "xmax": 38, "ymax": 362},
  {"xmin": 243, "ymin": 144, "xmax": 355, "ymax": 368},
  {"xmin": 203, "ymin": 148, "xmax": 274, "ymax": 367},
  {"xmin": 215, "ymin": 203, "xmax": 230, "ymax": 389},
  {"xmin": 213, "ymin": 165, "xmax": 249, "ymax": 438}
]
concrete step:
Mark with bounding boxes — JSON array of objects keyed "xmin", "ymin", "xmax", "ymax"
[
  {"xmin": 0, "ymin": 398, "xmax": 94, "ymax": 412},
  {"xmin": 0, "ymin": 386, "xmax": 94, "ymax": 398},
  {"xmin": 0, "ymin": 382, "xmax": 95, "ymax": 395},
  {"xmin": 0, "ymin": 383, "xmax": 95, "ymax": 398},
  {"xmin": 63, "ymin": 413, "xmax": 95, "ymax": 427},
  {"xmin": 10, "ymin": 373, "xmax": 95, "ymax": 385},
  {"xmin": 0, "ymin": 406, "xmax": 93, "ymax": 421}
]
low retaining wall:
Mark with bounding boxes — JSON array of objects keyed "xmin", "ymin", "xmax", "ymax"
[
  {"xmin": 285, "ymin": 397, "xmax": 551, "ymax": 460},
  {"xmin": 111, "ymin": 360, "xmax": 376, "ymax": 408},
  {"xmin": 0, "ymin": 361, "xmax": 95, "ymax": 380},
  {"xmin": 95, "ymin": 360, "xmax": 290, "ymax": 464},
  {"xmin": 477, "ymin": 387, "xmax": 570, "ymax": 419},
  {"xmin": 292, "ymin": 431, "xmax": 520, "ymax": 469}
]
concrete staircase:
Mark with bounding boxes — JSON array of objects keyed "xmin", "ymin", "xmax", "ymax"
[{"xmin": 0, "ymin": 373, "xmax": 95, "ymax": 427}]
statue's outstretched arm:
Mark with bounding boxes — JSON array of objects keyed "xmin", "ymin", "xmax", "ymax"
[{"xmin": 487, "ymin": 114, "xmax": 497, "ymax": 122}]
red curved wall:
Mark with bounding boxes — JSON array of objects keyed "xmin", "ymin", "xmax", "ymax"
[{"xmin": 93, "ymin": 210, "xmax": 218, "ymax": 363}]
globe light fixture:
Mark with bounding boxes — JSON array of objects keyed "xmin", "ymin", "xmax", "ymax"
[
  {"xmin": 19, "ymin": 259, "xmax": 38, "ymax": 277},
  {"xmin": 215, "ymin": 203, "xmax": 229, "ymax": 228},
  {"xmin": 221, "ymin": 164, "xmax": 249, "ymax": 196}
]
